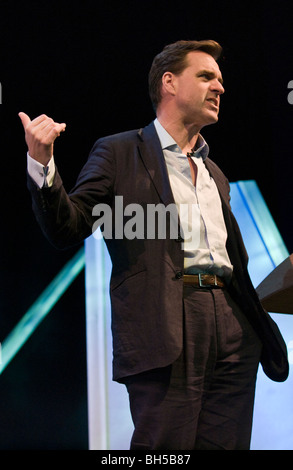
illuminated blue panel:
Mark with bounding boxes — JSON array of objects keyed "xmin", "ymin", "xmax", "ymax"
[
  {"xmin": 230, "ymin": 181, "xmax": 293, "ymax": 451},
  {"xmin": 85, "ymin": 181, "xmax": 292, "ymax": 450},
  {"xmin": 230, "ymin": 181, "xmax": 288, "ymax": 286},
  {"xmin": 85, "ymin": 234, "xmax": 133, "ymax": 450},
  {"xmin": 0, "ymin": 248, "xmax": 85, "ymax": 375}
]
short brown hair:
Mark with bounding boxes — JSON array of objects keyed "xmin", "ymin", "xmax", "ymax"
[{"xmin": 148, "ymin": 39, "xmax": 222, "ymax": 111}]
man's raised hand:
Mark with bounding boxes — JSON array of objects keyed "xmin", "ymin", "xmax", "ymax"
[{"xmin": 19, "ymin": 112, "xmax": 66, "ymax": 166}]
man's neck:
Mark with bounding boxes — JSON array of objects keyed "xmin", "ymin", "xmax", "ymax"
[{"xmin": 156, "ymin": 112, "xmax": 201, "ymax": 154}]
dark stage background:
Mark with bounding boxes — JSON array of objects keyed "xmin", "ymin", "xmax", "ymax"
[{"xmin": 0, "ymin": 0, "xmax": 292, "ymax": 449}]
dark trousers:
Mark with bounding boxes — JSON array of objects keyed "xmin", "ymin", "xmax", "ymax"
[{"xmin": 124, "ymin": 286, "xmax": 262, "ymax": 450}]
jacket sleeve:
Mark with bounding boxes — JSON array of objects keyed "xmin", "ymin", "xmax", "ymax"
[{"xmin": 27, "ymin": 137, "xmax": 116, "ymax": 249}]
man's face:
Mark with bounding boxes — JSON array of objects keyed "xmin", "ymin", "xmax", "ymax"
[{"xmin": 172, "ymin": 50, "xmax": 225, "ymax": 129}]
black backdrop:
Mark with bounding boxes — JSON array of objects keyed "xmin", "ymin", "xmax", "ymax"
[{"xmin": 0, "ymin": 0, "xmax": 292, "ymax": 450}]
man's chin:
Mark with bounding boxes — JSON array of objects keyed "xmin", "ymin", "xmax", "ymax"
[{"xmin": 203, "ymin": 113, "xmax": 219, "ymax": 127}]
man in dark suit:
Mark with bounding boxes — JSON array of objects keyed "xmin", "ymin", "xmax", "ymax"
[{"xmin": 19, "ymin": 39, "xmax": 288, "ymax": 450}]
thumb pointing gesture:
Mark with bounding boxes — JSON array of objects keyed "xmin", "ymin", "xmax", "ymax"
[
  {"xmin": 18, "ymin": 112, "xmax": 66, "ymax": 166},
  {"xmin": 18, "ymin": 111, "xmax": 31, "ymax": 129}
]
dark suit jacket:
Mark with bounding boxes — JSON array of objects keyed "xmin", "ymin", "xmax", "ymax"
[{"xmin": 27, "ymin": 122, "xmax": 289, "ymax": 382}]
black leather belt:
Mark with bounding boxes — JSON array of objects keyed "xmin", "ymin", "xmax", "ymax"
[{"xmin": 183, "ymin": 273, "xmax": 225, "ymax": 288}]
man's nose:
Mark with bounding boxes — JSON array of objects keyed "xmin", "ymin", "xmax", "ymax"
[{"xmin": 211, "ymin": 79, "xmax": 225, "ymax": 95}]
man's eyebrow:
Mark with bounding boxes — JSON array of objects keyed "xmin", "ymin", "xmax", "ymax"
[{"xmin": 197, "ymin": 69, "xmax": 224, "ymax": 85}]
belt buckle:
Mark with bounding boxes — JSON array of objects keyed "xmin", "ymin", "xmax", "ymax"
[
  {"xmin": 198, "ymin": 273, "xmax": 217, "ymax": 287},
  {"xmin": 198, "ymin": 273, "xmax": 205, "ymax": 287}
]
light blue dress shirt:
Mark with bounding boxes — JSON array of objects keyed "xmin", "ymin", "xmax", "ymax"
[{"xmin": 154, "ymin": 118, "xmax": 233, "ymax": 279}]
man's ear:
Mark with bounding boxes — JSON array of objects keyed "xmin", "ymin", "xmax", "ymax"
[{"xmin": 161, "ymin": 71, "xmax": 177, "ymax": 98}]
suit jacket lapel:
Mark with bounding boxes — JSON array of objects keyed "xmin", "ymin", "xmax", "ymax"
[
  {"xmin": 137, "ymin": 122, "xmax": 175, "ymax": 207},
  {"xmin": 204, "ymin": 157, "xmax": 249, "ymax": 272},
  {"xmin": 204, "ymin": 158, "xmax": 230, "ymax": 209},
  {"xmin": 137, "ymin": 124, "xmax": 241, "ymax": 264},
  {"xmin": 138, "ymin": 123, "xmax": 231, "ymax": 211}
]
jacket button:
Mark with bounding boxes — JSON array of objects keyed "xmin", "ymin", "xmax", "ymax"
[{"xmin": 175, "ymin": 271, "xmax": 183, "ymax": 279}]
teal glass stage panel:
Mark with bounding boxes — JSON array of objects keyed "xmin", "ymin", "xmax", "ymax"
[
  {"xmin": 0, "ymin": 248, "xmax": 85, "ymax": 375},
  {"xmin": 230, "ymin": 181, "xmax": 293, "ymax": 451},
  {"xmin": 230, "ymin": 180, "xmax": 289, "ymax": 286},
  {"xmin": 85, "ymin": 180, "xmax": 292, "ymax": 450},
  {"xmin": 85, "ymin": 235, "xmax": 133, "ymax": 450}
]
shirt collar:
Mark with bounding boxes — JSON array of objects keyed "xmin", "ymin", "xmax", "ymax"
[{"xmin": 154, "ymin": 118, "xmax": 209, "ymax": 160}]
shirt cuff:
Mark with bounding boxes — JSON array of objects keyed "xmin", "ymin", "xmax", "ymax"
[{"xmin": 27, "ymin": 153, "xmax": 56, "ymax": 188}]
